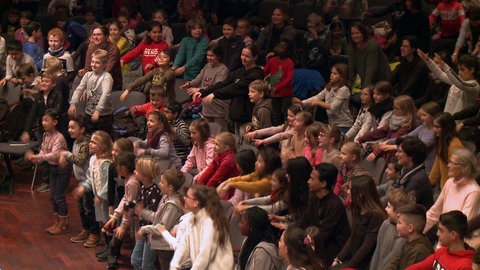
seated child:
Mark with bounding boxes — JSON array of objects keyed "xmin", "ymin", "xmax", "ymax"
[
  {"xmin": 303, "ymin": 123, "xmax": 323, "ymax": 167},
  {"xmin": 130, "ymin": 85, "xmax": 167, "ymax": 117},
  {"xmin": 181, "ymin": 118, "xmax": 214, "ymax": 181},
  {"xmin": 388, "ymin": 204, "xmax": 433, "ymax": 270},
  {"xmin": 164, "ymin": 101, "xmax": 191, "ymax": 163},
  {"xmin": 16, "ymin": 62, "xmax": 39, "ymax": 99}
]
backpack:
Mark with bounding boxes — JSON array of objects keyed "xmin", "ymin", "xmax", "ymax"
[{"xmin": 112, "ymin": 107, "xmax": 140, "ymax": 139}]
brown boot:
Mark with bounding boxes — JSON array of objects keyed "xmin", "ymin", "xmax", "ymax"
[
  {"xmin": 84, "ymin": 233, "xmax": 102, "ymax": 248},
  {"xmin": 45, "ymin": 214, "xmax": 59, "ymax": 232},
  {"xmin": 70, "ymin": 229, "xmax": 90, "ymax": 243},
  {"xmin": 49, "ymin": 216, "xmax": 70, "ymax": 235}
]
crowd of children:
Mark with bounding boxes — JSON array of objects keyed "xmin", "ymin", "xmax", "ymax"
[{"xmin": 3, "ymin": 0, "xmax": 480, "ymax": 269}]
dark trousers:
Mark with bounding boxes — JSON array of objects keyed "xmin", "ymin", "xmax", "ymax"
[
  {"xmin": 78, "ymin": 188, "xmax": 101, "ymax": 233},
  {"xmin": 86, "ymin": 114, "xmax": 113, "ymax": 136},
  {"xmin": 50, "ymin": 164, "xmax": 72, "ymax": 216},
  {"xmin": 157, "ymin": 250, "xmax": 174, "ymax": 270}
]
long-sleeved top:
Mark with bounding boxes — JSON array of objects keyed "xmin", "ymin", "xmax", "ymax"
[
  {"xmin": 169, "ymin": 208, "xmax": 234, "ymax": 270},
  {"xmin": 143, "ymin": 132, "xmax": 182, "ymax": 170},
  {"xmin": 127, "ymin": 68, "xmax": 176, "ymax": 101},
  {"xmin": 42, "ymin": 50, "xmax": 75, "ymax": 76},
  {"xmin": 303, "ymin": 146, "xmax": 323, "ymax": 167},
  {"xmin": 173, "ymin": 35, "xmax": 208, "ymax": 80},
  {"xmin": 429, "ymin": 137, "xmax": 464, "ymax": 188},
  {"xmin": 70, "ymin": 70, "xmax": 113, "ymax": 116},
  {"xmin": 181, "ymin": 137, "xmax": 215, "ymax": 182},
  {"xmin": 429, "ymin": 0, "xmax": 465, "ymax": 37},
  {"xmin": 242, "ymin": 241, "xmax": 285, "ymax": 270},
  {"xmin": 348, "ymin": 38, "xmax": 391, "ymax": 87},
  {"xmin": 303, "ymin": 85, "xmax": 353, "ymax": 128},
  {"xmin": 83, "ymin": 41, "xmax": 122, "ymax": 91},
  {"xmin": 111, "ymin": 175, "xmax": 141, "ymax": 228},
  {"xmin": 5, "ymin": 53, "xmax": 35, "ymax": 80},
  {"xmin": 37, "ymin": 130, "xmax": 67, "ymax": 165},
  {"xmin": 395, "ymin": 164, "xmax": 434, "ymax": 209},
  {"xmin": 406, "ymin": 245, "xmax": 474, "ymax": 270},
  {"xmin": 387, "ymin": 235, "xmax": 433, "ymax": 270},
  {"xmin": 81, "ymin": 155, "xmax": 112, "ymax": 222},
  {"xmin": 369, "ymin": 220, "xmax": 406, "ymax": 270},
  {"xmin": 254, "ymin": 124, "xmax": 295, "ymax": 149},
  {"xmin": 109, "ymin": 36, "xmax": 131, "ymax": 75},
  {"xmin": 242, "ymin": 195, "xmax": 288, "ymax": 215},
  {"xmin": 455, "ymin": 18, "xmax": 480, "ymax": 52},
  {"xmin": 65, "ymin": 135, "xmax": 90, "ymax": 182},
  {"xmin": 251, "ymin": 99, "xmax": 273, "ymax": 130},
  {"xmin": 424, "ymin": 176, "xmax": 480, "ymax": 233},
  {"xmin": 15, "ymin": 28, "xmax": 45, "ymax": 50},
  {"xmin": 199, "ymin": 66, "xmax": 265, "ymax": 123},
  {"xmin": 255, "ymin": 24, "xmax": 296, "ymax": 55},
  {"xmin": 121, "ymin": 39, "xmax": 169, "ymax": 75},
  {"xmin": 23, "ymin": 41, "xmax": 44, "ymax": 70},
  {"xmin": 189, "ymin": 62, "xmax": 229, "ymax": 118},
  {"xmin": 223, "ymin": 172, "xmax": 272, "ymax": 196},
  {"xmin": 346, "ymin": 106, "xmax": 374, "ymax": 141},
  {"xmin": 161, "ymin": 212, "xmax": 193, "ymax": 268},
  {"xmin": 390, "ymin": 56, "xmax": 429, "ymax": 99},
  {"xmin": 216, "ymin": 35, "xmax": 244, "ymax": 72},
  {"xmin": 24, "ymin": 89, "xmax": 63, "ymax": 134},
  {"xmin": 140, "ymin": 195, "xmax": 183, "ymax": 250},
  {"xmin": 197, "ymin": 150, "xmax": 240, "ymax": 187},
  {"xmin": 263, "ymin": 56, "xmax": 294, "ymax": 98},
  {"xmin": 131, "ymin": 102, "xmax": 164, "ymax": 117},
  {"xmin": 425, "ymin": 59, "xmax": 480, "ymax": 115},
  {"xmin": 170, "ymin": 118, "xmax": 191, "ymax": 164},
  {"xmin": 358, "ymin": 124, "xmax": 411, "ymax": 146}
]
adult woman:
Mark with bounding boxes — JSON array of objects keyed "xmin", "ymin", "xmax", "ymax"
[
  {"xmin": 254, "ymin": 4, "xmax": 296, "ymax": 65},
  {"xmin": 77, "ymin": 25, "xmax": 122, "ymax": 91},
  {"xmin": 424, "ymin": 148, "xmax": 480, "ymax": 234},
  {"xmin": 347, "ymin": 22, "xmax": 391, "ymax": 87},
  {"xmin": 237, "ymin": 207, "xmax": 283, "ymax": 270},
  {"xmin": 169, "ymin": 185, "xmax": 234, "ymax": 269},
  {"xmin": 192, "ymin": 44, "xmax": 264, "ymax": 134},
  {"xmin": 429, "ymin": 113, "xmax": 464, "ymax": 189},
  {"xmin": 279, "ymin": 226, "xmax": 325, "ymax": 270}
]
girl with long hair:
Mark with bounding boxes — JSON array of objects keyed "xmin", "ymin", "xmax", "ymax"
[{"xmin": 279, "ymin": 226, "xmax": 326, "ymax": 270}]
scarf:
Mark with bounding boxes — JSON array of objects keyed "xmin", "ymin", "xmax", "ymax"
[
  {"xmin": 395, "ymin": 163, "xmax": 425, "ymax": 187},
  {"xmin": 48, "ymin": 46, "xmax": 65, "ymax": 57},
  {"xmin": 369, "ymin": 98, "xmax": 394, "ymax": 120},
  {"xmin": 389, "ymin": 114, "xmax": 406, "ymax": 130}
]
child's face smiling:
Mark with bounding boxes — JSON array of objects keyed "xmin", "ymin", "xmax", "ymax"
[
  {"xmin": 91, "ymin": 56, "xmax": 106, "ymax": 74},
  {"xmin": 146, "ymin": 114, "xmax": 162, "ymax": 134},
  {"xmin": 222, "ymin": 24, "xmax": 235, "ymax": 39},
  {"xmin": 48, "ymin": 35, "xmax": 63, "ymax": 51},
  {"xmin": 68, "ymin": 120, "xmax": 84, "ymax": 139},
  {"xmin": 39, "ymin": 77, "xmax": 55, "ymax": 92},
  {"xmin": 190, "ymin": 26, "xmax": 203, "ymax": 39},
  {"xmin": 155, "ymin": 52, "xmax": 171, "ymax": 67},
  {"xmin": 148, "ymin": 26, "xmax": 162, "ymax": 42}
]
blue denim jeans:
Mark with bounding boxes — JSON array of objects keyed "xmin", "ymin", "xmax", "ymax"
[{"xmin": 131, "ymin": 239, "xmax": 157, "ymax": 270}]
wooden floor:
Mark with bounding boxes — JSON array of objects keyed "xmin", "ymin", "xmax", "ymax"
[{"xmin": 0, "ymin": 163, "xmax": 134, "ymax": 270}]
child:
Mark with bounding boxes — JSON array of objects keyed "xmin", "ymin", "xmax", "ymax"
[
  {"xmin": 44, "ymin": 56, "xmax": 70, "ymax": 116},
  {"xmin": 429, "ymin": 0, "xmax": 465, "ymax": 40},
  {"xmin": 388, "ymin": 204, "xmax": 434, "ymax": 270},
  {"xmin": 288, "ymin": 111, "xmax": 314, "ymax": 158},
  {"xmin": 247, "ymin": 79, "xmax": 273, "ymax": 133},
  {"xmin": 117, "ymin": 13, "xmax": 136, "ymax": 48},
  {"xmin": 245, "ymin": 104, "xmax": 302, "ymax": 148},
  {"xmin": 224, "ymin": 148, "xmax": 257, "ymax": 206},
  {"xmin": 16, "ymin": 62, "xmax": 40, "ymax": 99},
  {"xmin": 235, "ymin": 168, "xmax": 289, "ymax": 215},
  {"xmin": 235, "ymin": 18, "xmax": 253, "ymax": 46},
  {"xmin": 164, "ymin": 101, "xmax": 191, "ymax": 163},
  {"xmin": 197, "ymin": 131, "xmax": 240, "ymax": 187},
  {"xmin": 407, "ymin": 210, "xmax": 474, "ymax": 269},
  {"xmin": 370, "ymin": 189, "xmax": 417, "ymax": 270},
  {"xmin": 264, "ymin": 39, "xmax": 294, "ymax": 126},
  {"xmin": 303, "ymin": 123, "xmax": 323, "ymax": 167},
  {"xmin": 73, "ymin": 131, "xmax": 113, "ymax": 244},
  {"xmin": 358, "ymin": 95, "xmax": 416, "ymax": 162},
  {"xmin": 346, "ymin": 85, "xmax": 375, "ymax": 141},
  {"xmin": 108, "ymin": 20, "xmax": 131, "ymax": 75},
  {"xmin": 136, "ymin": 111, "xmax": 182, "ymax": 169},
  {"xmin": 319, "ymin": 124, "xmax": 343, "ymax": 170},
  {"xmin": 366, "ymin": 81, "xmax": 395, "ymax": 132},
  {"xmin": 172, "ymin": 17, "xmax": 209, "ymax": 80},
  {"xmin": 58, "ymin": 115, "xmax": 98, "ymax": 246},
  {"xmin": 122, "ymin": 49, "xmax": 175, "ymax": 101},
  {"xmin": 182, "ymin": 44, "xmax": 229, "ymax": 131},
  {"xmin": 23, "ymin": 21, "xmax": 44, "ymax": 71},
  {"xmin": 181, "ymin": 118, "xmax": 214, "ymax": 181},
  {"xmin": 82, "ymin": 9, "xmax": 101, "ymax": 36},
  {"xmin": 336, "ymin": 141, "xmax": 368, "ymax": 198},
  {"xmin": 25, "ymin": 109, "xmax": 72, "ymax": 235},
  {"xmin": 69, "ymin": 49, "xmax": 113, "ymax": 134},
  {"xmin": 100, "ymin": 152, "xmax": 140, "ymax": 268},
  {"xmin": 130, "ymin": 157, "xmax": 163, "ymax": 270},
  {"xmin": 302, "ymin": 12, "xmax": 330, "ymax": 79},
  {"xmin": 279, "ymin": 226, "xmax": 326, "ymax": 269},
  {"xmin": 121, "ymin": 21, "xmax": 169, "ymax": 76},
  {"xmin": 378, "ymin": 157, "xmax": 402, "ymax": 199},
  {"xmin": 418, "ymin": 49, "xmax": 480, "ymax": 115},
  {"xmin": 0, "ymin": 39, "xmax": 35, "ymax": 87},
  {"xmin": 3, "ymin": 8, "xmax": 20, "ymax": 38},
  {"xmin": 332, "ymin": 175, "xmax": 387, "ymax": 270},
  {"xmin": 15, "ymin": 10, "xmax": 45, "ymax": 49},
  {"xmin": 151, "ymin": 9, "xmax": 173, "ymax": 49},
  {"xmin": 42, "ymin": 28, "xmax": 75, "ymax": 79},
  {"xmin": 217, "ymin": 148, "xmax": 282, "ymax": 199},
  {"xmin": 298, "ymin": 63, "xmax": 352, "ymax": 131},
  {"xmin": 215, "ymin": 17, "xmax": 245, "ymax": 72},
  {"xmin": 129, "ymin": 85, "xmax": 167, "ymax": 117},
  {"xmin": 137, "ymin": 168, "xmax": 185, "ymax": 269}
]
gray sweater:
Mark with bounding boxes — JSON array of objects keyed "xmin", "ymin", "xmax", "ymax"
[{"xmin": 369, "ymin": 219, "xmax": 406, "ymax": 270}]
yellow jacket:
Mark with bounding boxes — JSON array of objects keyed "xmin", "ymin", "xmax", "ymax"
[{"xmin": 429, "ymin": 137, "xmax": 463, "ymax": 188}]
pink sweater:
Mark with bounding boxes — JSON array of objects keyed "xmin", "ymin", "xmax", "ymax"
[
  {"xmin": 181, "ymin": 137, "xmax": 215, "ymax": 182},
  {"xmin": 424, "ymin": 177, "xmax": 480, "ymax": 233}
]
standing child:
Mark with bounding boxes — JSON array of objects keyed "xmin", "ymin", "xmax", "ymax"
[
  {"xmin": 136, "ymin": 111, "xmax": 182, "ymax": 170},
  {"xmin": 346, "ymin": 85, "xmax": 375, "ymax": 141},
  {"xmin": 164, "ymin": 101, "xmax": 191, "ymax": 163},
  {"xmin": 303, "ymin": 123, "xmax": 324, "ymax": 167},
  {"xmin": 388, "ymin": 204, "xmax": 434, "ymax": 270},
  {"xmin": 370, "ymin": 189, "xmax": 417, "ymax": 270},
  {"xmin": 172, "ymin": 17, "xmax": 209, "ymax": 80},
  {"xmin": 121, "ymin": 21, "xmax": 169, "ymax": 76},
  {"xmin": 130, "ymin": 157, "xmax": 163, "ymax": 270},
  {"xmin": 23, "ymin": 21, "xmax": 44, "ymax": 71},
  {"xmin": 121, "ymin": 49, "xmax": 176, "ymax": 101},
  {"xmin": 73, "ymin": 131, "xmax": 113, "ymax": 245},
  {"xmin": 296, "ymin": 63, "xmax": 353, "ymax": 132},
  {"xmin": 43, "ymin": 56, "xmax": 70, "ymax": 116},
  {"xmin": 181, "ymin": 118, "xmax": 214, "ymax": 182},
  {"xmin": 137, "ymin": 168, "xmax": 185, "ymax": 270},
  {"xmin": 0, "ymin": 39, "xmax": 35, "ymax": 87},
  {"xmin": 69, "ymin": 49, "xmax": 113, "ymax": 134},
  {"xmin": 197, "ymin": 132, "xmax": 240, "ymax": 187},
  {"xmin": 246, "ymin": 79, "xmax": 273, "ymax": 133},
  {"xmin": 42, "ymin": 28, "xmax": 75, "ymax": 79},
  {"xmin": 264, "ymin": 39, "xmax": 294, "ymax": 126},
  {"xmin": 25, "ymin": 109, "xmax": 72, "ymax": 235}
]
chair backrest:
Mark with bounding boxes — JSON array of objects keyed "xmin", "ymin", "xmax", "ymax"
[
  {"xmin": 111, "ymin": 91, "xmax": 146, "ymax": 111},
  {"xmin": 361, "ymin": 157, "xmax": 386, "ymax": 185},
  {"xmin": 174, "ymin": 78, "xmax": 191, "ymax": 105},
  {"xmin": 182, "ymin": 172, "xmax": 193, "ymax": 188},
  {"xmin": 208, "ymin": 122, "xmax": 222, "ymax": 136}
]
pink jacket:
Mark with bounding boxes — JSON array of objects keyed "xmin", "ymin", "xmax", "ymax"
[{"xmin": 181, "ymin": 137, "xmax": 215, "ymax": 182}]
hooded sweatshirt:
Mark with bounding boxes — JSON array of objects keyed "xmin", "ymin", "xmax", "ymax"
[
  {"xmin": 244, "ymin": 241, "xmax": 285, "ymax": 270},
  {"xmin": 252, "ymin": 98, "xmax": 273, "ymax": 130},
  {"xmin": 405, "ymin": 245, "xmax": 474, "ymax": 270}
]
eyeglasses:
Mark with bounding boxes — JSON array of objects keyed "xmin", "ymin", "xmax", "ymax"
[{"xmin": 448, "ymin": 160, "xmax": 462, "ymax": 166}]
